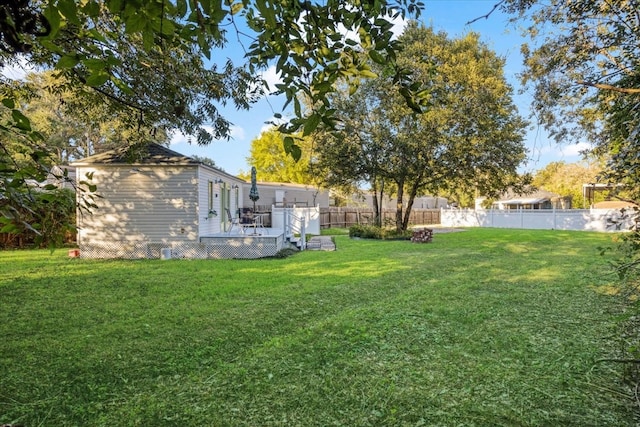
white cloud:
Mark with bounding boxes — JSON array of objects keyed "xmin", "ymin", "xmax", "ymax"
[
  {"xmin": 1, "ymin": 55, "xmax": 36, "ymax": 80},
  {"xmin": 258, "ymin": 115, "xmax": 289, "ymax": 135},
  {"xmin": 558, "ymin": 141, "xmax": 593, "ymax": 157},
  {"xmin": 336, "ymin": 11, "xmax": 408, "ymax": 42},
  {"xmin": 389, "ymin": 13, "xmax": 409, "ymax": 38},
  {"xmin": 259, "ymin": 66, "xmax": 282, "ymax": 94},
  {"xmin": 231, "ymin": 125, "xmax": 246, "ymax": 140}
]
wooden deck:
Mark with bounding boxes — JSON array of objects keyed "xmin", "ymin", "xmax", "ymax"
[
  {"xmin": 79, "ymin": 228, "xmax": 286, "ymax": 259},
  {"xmin": 199, "ymin": 228, "xmax": 286, "ymax": 259}
]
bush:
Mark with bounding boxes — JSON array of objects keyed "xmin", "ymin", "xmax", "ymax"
[
  {"xmin": 0, "ymin": 187, "xmax": 76, "ymax": 249},
  {"xmin": 270, "ymin": 248, "xmax": 299, "ymax": 258},
  {"xmin": 349, "ymin": 224, "xmax": 412, "ymax": 240}
]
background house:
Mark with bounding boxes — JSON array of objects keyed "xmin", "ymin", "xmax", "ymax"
[
  {"xmin": 243, "ymin": 181, "xmax": 330, "ymax": 209},
  {"xmin": 482, "ymin": 189, "xmax": 571, "ymax": 210},
  {"xmin": 72, "ymin": 143, "xmax": 245, "ymax": 257},
  {"xmin": 341, "ymin": 191, "xmax": 449, "ymax": 209}
]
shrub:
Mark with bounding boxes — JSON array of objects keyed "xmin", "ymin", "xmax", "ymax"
[
  {"xmin": 270, "ymin": 247, "xmax": 299, "ymax": 258},
  {"xmin": 349, "ymin": 224, "xmax": 412, "ymax": 240},
  {"xmin": 0, "ymin": 187, "xmax": 76, "ymax": 249}
]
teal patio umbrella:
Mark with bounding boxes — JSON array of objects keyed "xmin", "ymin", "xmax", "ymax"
[{"xmin": 249, "ymin": 166, "xmax": 259, "ymax": 212}]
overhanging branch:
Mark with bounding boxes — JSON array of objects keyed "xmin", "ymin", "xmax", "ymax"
[
  {"xmin": 579, "ymin": 81, "xmax": 640, "ymax": 94},
  {"xmin": 466, "ymin": 1, "xmax": 505, "ymax": 25}
]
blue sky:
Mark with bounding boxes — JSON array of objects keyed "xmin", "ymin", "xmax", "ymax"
[
  {"xmin": 171, "ymin": 0, "xmax": 591, "ymax": 177},
  {"xmin": 0, "ymin": 1, "xmax": 588, "ymax": 175}
]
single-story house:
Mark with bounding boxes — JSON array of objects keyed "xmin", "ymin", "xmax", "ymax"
[
  {"xmin": 72, "ymin": 143, "xmax": 260, "ymax": 258},
  {"xmin": 483, "ymin": 189, "xmax": 571, "ymax": 210},
  {"xmin": 341, "ymin": 191, "xmax": 448, "ymax": 209},
  {"xmin": 47, "ymin": 165, "xmax": 76, "ymax": 190}
]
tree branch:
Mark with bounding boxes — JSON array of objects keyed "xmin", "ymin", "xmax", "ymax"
[
  {"xmin": 579, "ymin": 81, "xmax": 640, "ymax": 94},
  {"xmin": 466, "ymin": 1, "xmax": 505, "ymax": 25}
]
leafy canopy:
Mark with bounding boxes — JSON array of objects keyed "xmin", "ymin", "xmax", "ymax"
[
  {"xmin": 499, "ymin": 0, "xmax": 640, "ymax": 197},
  {"xmin": 242, "ymin": 127, "xmax": 316, "ymax": 185},
  {"xmin": 532, "ymin": 161, "xmax": 604, "ymax": 209},
  {"xmin": 0, "ymin": 0, "xmax": 424, "ymax": 242},
  {"xmin": 3, "ymin": 0, "xmax": 426, "ymax": 148},
  {"xmin": 315, "ymin": 23, "xmax": 529, "ymax": 230}
]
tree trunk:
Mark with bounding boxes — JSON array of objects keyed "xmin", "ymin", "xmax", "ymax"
[
  {"xmin": 371, "ymin": 181, "xmax": 380, "ymax": 226},
  {"xmin": 371, "ymin": 178, "xmax": 385, "ymax": 227},
  {"xmin": 377, "ymin": 180, "xmax": 385, "ymax": 226},
  {"xmin": 395, "ymin": 179, "xmax": 404, "ymax": 232},
  {"xmin": 402, "ymin": 181, "xmax": 421, "ymax": 231}
]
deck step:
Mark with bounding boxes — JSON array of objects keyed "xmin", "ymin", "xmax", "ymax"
[{"xmin": 306, "ymin": 236, "xmax": 336, "ymax": 251}]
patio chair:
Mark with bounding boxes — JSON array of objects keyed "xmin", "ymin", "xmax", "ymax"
[
  {"xmin": 225, "ymin": 208, "xmax": 244, "ymax": 234},
  {"xmin": 239, "ymin": 208, "xmax": 260, "ymax": 234},
  {"xmin": 239, "ymin": 208, "xmax": 254, "ymax": 225}
]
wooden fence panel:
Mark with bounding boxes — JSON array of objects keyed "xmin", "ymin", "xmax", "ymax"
[{"xmin": 319, "ymin": 208, "xmax": 440, "ymax": 229}]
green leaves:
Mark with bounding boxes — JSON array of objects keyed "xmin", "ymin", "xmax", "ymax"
[
  {"xmin": 43, "ymin": 2, "xmax": 61, "ymax": 38},
  {"xmin": 11, "ymin": 110, "xmax": 32, "ymax": 131},
  {"xmin": 303, "ymin": 113, "xmax": 321, "ymax": 137},
  {"xmin": 255, "ymin": 0, "xmax": 276, "ymax": 28},
  {"xmin": 283, "ymin": 136, "xmax": 302, "ymax": 162},
  {"xmin": 56, "ymin": 55, "xmax": 79, "ymax": 69},
  {"xmin": 2, "ymin": 98, "xmax": 15, "ymax": 109},
  {"xmin": 369, "ymin": 50, "xmax": 387, "ymax": 65},
  {"xmin": 57, "ymin": 0, "xmax": 80, "ymax": 25},
  {"xmin": 85, "ymin": 71, "xmax": 110, "ymax": 87}
]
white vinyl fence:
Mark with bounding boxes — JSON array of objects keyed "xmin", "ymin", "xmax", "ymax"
[
  {"xmin": 272, "ymin": 206, "xmax": 321, "ymax": 235},
  {"xmin": 441, "ymin": 208, "xmax": 636, "ymax": 232}
]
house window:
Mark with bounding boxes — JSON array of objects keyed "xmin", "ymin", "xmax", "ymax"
[{"xmin": 208, "ymin": 181, "xmax": 213, "ymax": 212}]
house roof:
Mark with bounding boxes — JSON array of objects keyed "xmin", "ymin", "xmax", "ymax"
[
  {"xmin": 495, "ymin": 187, "xmax": 561, "ymax": 201},
  {"xmin": 71, "ymin": 143, "xmax": 200, "ymax": 166},
  {"xmin": 251, "ymin": 181, "xmax": 317, "ymax": 190},
  {"xmin": 498, "ymin": 197, "xmax": 550, "ymax": 205},
  {"xmin": 593, "ymin": 200, "xmax": 638, "ymax": 209}
]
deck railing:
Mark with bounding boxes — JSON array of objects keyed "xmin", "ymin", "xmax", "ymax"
[{"xmin": 283, "ymin": 208, "xmax": 306, "ymax": 250}]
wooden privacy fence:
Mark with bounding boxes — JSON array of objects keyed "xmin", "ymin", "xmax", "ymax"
[{"xmin": 319, "ymin": 208, "xmax": 440, "ymax": 229}]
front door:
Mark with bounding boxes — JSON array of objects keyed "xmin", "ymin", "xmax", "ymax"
[{"xmin": 221, "ymin": 183, "xmax": 231, "ymax": 231}]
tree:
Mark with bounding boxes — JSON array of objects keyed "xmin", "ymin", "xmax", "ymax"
[
  {"xmin": 190, "ymin": 155, "xmax": 218, "ymax": 169},
  {"xmin": 2, "ymin": 0, "xmax": 426, "ymax": 148},
  {"xmin": 311, "ymin": 78, "xmax": 403, "ymax": 225},
  {"xmin": 496, "ymin": 0, "xmax": 640, "ymax": 198},
  {"xmin": 315, "ymin": 23, "xmax": 529, "ymax": 231},
  {"xmin": 532, "ymin": 161, "xmax": 603, "ymax": 208},
  {"xmin": 242, "ymin": 127, "xmax": 315, "ymax": 184},
  {"xmin": 494, "ymin": 0, "xmax": 640, "ymax": 398},
  {"xmin": 7, "ymin": 70, "xmax": 168, "ymax": 164},
  {"xmin": 0, "ymin": 0, "xmax": 425, "ymax": 243}
]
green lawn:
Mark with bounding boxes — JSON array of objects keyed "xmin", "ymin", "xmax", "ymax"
[{"xmin": 0, "ymin": 228, "xmax": 636, "ymax": 426}]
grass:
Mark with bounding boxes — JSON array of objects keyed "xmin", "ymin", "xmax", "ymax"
[{"xmin": 0, "ymin": 228, "xmax": 636, "ymax": 426}]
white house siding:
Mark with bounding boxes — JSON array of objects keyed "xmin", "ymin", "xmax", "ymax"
[
  {"xmin": 345, "ymin": 193, "xmax": 449, "ymax": 209},
  {"xmin": 196, "ymin": 168, "xmax": 244, "ymax": 236},
  {"xmin": 243, "ymin": 182, "xmax": 330, "ymax": 208},
  {"xmin": 77, "ymin": 165, "xmax": 200, "ymax": 245},
  {"xmin": 197, "ymin": 168, "xmax": 221, "ymax": 236}
]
